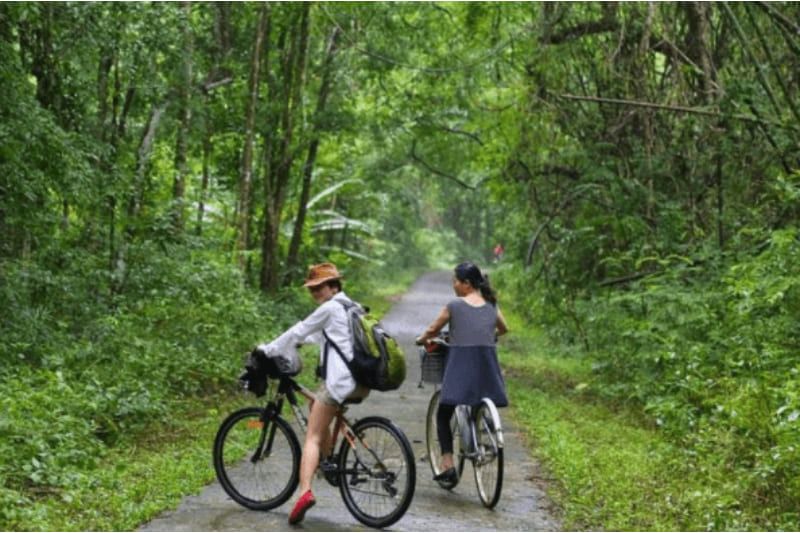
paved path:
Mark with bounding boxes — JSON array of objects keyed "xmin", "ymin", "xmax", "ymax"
[{"xmin": 139, "ymin": 271, "xmax": 560, "ymax": 531}]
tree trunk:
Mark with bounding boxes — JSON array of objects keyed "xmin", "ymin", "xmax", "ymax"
[
  {"xmin": 260, "ymin": 4, "xmax": 310, "ymax": 293},
  {"xmin": 286, "ymin": 26, "xmax": 340, "ymax": 280},
  {"xmin": 684, "ymin": 2, "xmax": 716, "ymax": 103},
  {"xmin": 235, "ymin": 4, "xmax": 269, "ymax": 271},
  {"xmin": 97, "ymin": 49, "xmax": 113, "ymax": 141},
  {"xmin": 128, "ymin": 102, "xmax": 168, "ymax": 220},
  {"xmin": 636, "ymin": 2, "xmax": 656, "ymax": 220},
  {"xmin": 27, "ymin": 4, "xmax": 59, "ymax": 115},
  {"xmin": 214, "ymin": 2, "xmax": 232, "ymax": 63},
  {"xmin": 172, "ymin": 1, "xmax": 194, "ymax": 235},
  {"xmin": 196, "ymin": 94, "xmax": 212, "ymax": 236},
  {"xmin": 716, "ymin": 148, "xmax": 724, "ymax": 249}
]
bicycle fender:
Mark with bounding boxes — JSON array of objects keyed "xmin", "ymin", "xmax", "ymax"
[{"xmin": 479, "ymin": 397, "xmax": 504, "ymax": 448}]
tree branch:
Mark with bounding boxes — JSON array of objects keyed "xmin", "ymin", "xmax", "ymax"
[
  {"xmin": 720, "ymin": 3, "xmax": 783, "ymax": 120},
  {"xmin": 744, "ymin": 3, "xmax": 800, "ymax": 125},
  {"xmin": 542, "ymin": 17, "xmax": 619, "ymax": 45},
  {"xmin": 423, "ymin": 121, "xmax": 484, "ymax": 145},
  {"xmin": 542, "ymin": 165, "xmax": 581, "ymax": 180},
  {"xmin": 651, "ymin": 38, "xmax": 725, "ymax": 93},
  {"xmin": 756, "ymin": 2, "xmax": 800, "ymax": 57},
  {"xmin": 758, "ymin": 2, "xmax": 800, "ymax": 37},
  {"xmin": 200, "ymin": 76, "xmax": 233, "ymax": 94},
  {"xmin": 444, "ymin": 126, "xmax": 483, "ymax": 145},
  {"xmin": 409, "ymin": 140, "xmax": 486, "ymax": 190},
  {"xmin": 598, "ymin": 271, "xmax": 655, "ymax": 287},
  {"xmin": 558, "ymin": 93, "xmax": 800, "ymax": 131},
  {"xmin": 526, "ymin": 184, "xmax": 598, "ymax": 267}
]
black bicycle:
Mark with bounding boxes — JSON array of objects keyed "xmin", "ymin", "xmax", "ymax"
[{"xmin": 212, "ymin": 362, "xmax": 416, "ymax": 528}]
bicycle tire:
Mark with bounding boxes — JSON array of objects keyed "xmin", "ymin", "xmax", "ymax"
[
  {"xmin": 338, "ymin": 416, "xmax": 416, "ymax": 528},
  {"xmin": 213, "ymin": 407, "xmax": 301, "ymax": 510},
  {"xmin": 473, "ymin": 401, "xmax": 503, "ymax": 509},
  {"xmin": 425, "ymin": 389, "xmax": 464, "ymax": 490}
]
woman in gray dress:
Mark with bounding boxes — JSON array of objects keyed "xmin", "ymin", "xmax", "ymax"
[{"xmin": 415, "ymin": 262, "xmax": 509, "ymax": 483}]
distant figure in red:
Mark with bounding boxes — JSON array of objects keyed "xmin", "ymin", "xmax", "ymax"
[{"xmin": 493, "ymin": 243, "xmax": 504, "ymax": 263}]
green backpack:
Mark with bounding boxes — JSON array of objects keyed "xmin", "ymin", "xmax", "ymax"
[{"xmin": 323, "ymin": 299, "xmax": 406, "ymax": 391}]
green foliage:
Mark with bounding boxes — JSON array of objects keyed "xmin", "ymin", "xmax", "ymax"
[
  {"xmin": 0, "ymin": 393, "xmax": 253, "ymax": 531},
  {"xmin": 0, "ymin": 240, "xmax": 308, "ymax": 529},
  {"xmin": 496, "ymin": 226, "xmax": 800, "ymax": 529}
]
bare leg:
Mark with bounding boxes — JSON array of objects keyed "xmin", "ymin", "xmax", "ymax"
[{"xmin": 298, "ymin": 399, "xmax": 338, "ymax": 494}]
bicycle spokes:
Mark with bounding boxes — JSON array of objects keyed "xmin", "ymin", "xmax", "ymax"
[
  {"xmin": 476, "ymin": 413, "xmax": 500, "ymax": 464},
  {"xmin": 213, "ymin": 408, "xmax": 301, "ymax": 511},
  {"xmin": 345, "ymin": 440, "xmax": 393, "ymax": 493},
  {"xmin": 338, "ymin": 418, "xmax": 415, "ymax": 528},
  {"xmin": 473, "ymin": 403, "xmax": 503, "ymax": 509}
]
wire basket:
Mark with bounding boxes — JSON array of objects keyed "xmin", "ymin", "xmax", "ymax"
[{"xmin": 420, "ymin": 349, "xmax": 448, "ymax": 384}]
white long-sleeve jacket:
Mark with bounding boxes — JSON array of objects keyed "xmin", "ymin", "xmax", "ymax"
[{"xmin": 259, "ymin": 292, "xmax": 355, "ymax": 403}]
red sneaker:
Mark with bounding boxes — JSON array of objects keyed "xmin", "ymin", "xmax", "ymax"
[{"xmin": 288, "ymin": 490, "xmax": 316, "ymax": 525}]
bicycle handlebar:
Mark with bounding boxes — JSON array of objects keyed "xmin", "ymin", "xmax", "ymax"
[{"xmin": 415, "ymin": 335, "xmax": 449, "ymax": 347}]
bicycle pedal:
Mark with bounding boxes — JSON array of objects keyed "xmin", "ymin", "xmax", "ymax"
[
  {"xmin": 383, "ymin": 481, "xmax": 398, "ymax": 497},
  {"xmin": 319, "ymin": 459, "xmax": 340, "ymax": 487}
]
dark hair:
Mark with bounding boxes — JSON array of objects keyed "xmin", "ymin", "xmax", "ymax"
[
  {"xmin": 454, "ymin": 262, "xmax": 497, "ymax": 306},
  {"xmin": 325, "ymin": 279, "xmax": 342, "ymax": 292}
]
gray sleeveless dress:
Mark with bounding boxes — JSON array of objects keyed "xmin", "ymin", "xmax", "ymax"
[{"xmin": 439, "ymin": 298, "xmax": 508, "ymax": 407}]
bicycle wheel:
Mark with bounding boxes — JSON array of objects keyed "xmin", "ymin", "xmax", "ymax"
[
  {"xmin": 473, "ymin": 401, "xmax": 504, "ymax": 509},
  {"xmin": 338, "ymin": 416, "xmax": 416, "ymax": 528},
  {"xmin": 425, "ymin": 389, "xmax": 464, "ymax": 489},
  {"xmin": 213, "ymin": 407, "xmax": 301, "ymax": 510}
]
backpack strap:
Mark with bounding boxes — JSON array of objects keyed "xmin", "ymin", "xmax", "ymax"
[
  {"xmin": 319, "ymin": 298, "xmax": 355, "ymax": 379},
  {"xmin": 321, "ymin": 329, "xmax": 349, "ymax": 379},
  {"xmin": 333, "ymin": 298, "xmax": 356, "ymax": 312}
]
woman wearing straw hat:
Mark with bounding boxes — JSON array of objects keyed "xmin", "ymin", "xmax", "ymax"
[{"xmin": 255, "ymin": 262, "xmax": 369, "ymax": 524}]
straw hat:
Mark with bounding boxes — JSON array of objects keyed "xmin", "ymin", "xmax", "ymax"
[{"xmin": 303, "ymin": 262, "xmax": 342, "ymax": 287}]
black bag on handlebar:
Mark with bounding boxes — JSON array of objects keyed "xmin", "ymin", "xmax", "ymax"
[
  {"xmin": 239, "ymin": 346, "xmax": 304, "ymax": 397},
  {"xmin": 238, "ymin": 350, "xmax": 273, "ymax": 397}
]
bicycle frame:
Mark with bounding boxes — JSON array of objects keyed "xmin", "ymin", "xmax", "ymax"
[{"xmin": 258, "ymin": 375, "xmax": 379, "ymax": 473}]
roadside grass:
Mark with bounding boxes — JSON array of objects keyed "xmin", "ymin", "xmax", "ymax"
[
  {"xmin": 22, "ymin": 391, "xmax": 254, "ymax": 531},
  {"xmin": 499, "ymin": 310, "xmax": 757, "ymax": 531}
]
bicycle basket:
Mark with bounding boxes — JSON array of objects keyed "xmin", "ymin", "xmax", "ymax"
[{"xmin": 420, "ymin": 348, "xmax": 448, "ymax": 384}]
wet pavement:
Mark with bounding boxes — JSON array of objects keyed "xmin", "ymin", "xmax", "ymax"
[{"xmin": 139, "ymin": 271, "xmax": 560, "ymax": 531}]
